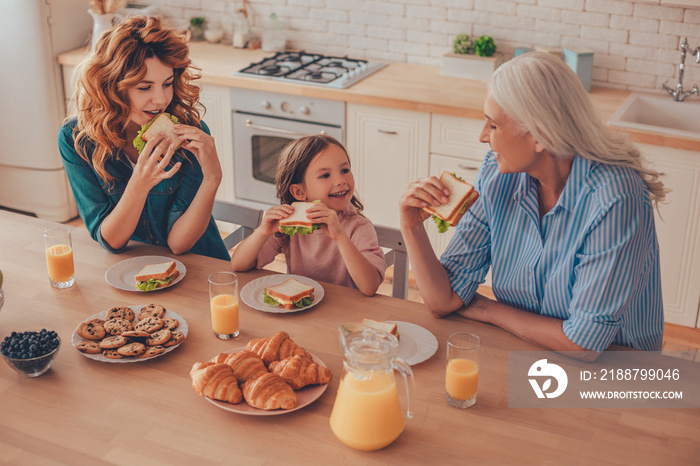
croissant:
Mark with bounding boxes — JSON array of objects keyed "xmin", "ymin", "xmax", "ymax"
[
  {"xmin": 210, "ymin": 350, "xmax": 269, "ymax": 383},
  {"xmin": 241, "ymin": 372, "xmax": 297, "ymax": 410},
  {"xmin": 190, "ymin": 361, "xmax": 243, "ymax": 404},
  {"xmin": 268, "ymin": 355, "xmax": 332, "ymax": 390},
  {"xmin": 246, "ymin": 331, "xmax": 311, "ymax": 366}
]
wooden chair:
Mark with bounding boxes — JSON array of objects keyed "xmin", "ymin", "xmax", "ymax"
[
  {"xmin": 374, "ymin": 225, "xmax": 410, "ymax": 299},
  {"xmin": 212, "ymin": 200, "xmax": 264, "ymax": 250}
]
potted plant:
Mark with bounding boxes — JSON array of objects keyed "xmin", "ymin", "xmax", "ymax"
[
  {"xmin": 442, "ymin": 34, "xmax": 505, "ymax": 81},
  {"xmin": 190, "ymin": 17, "xmax": 205, "ymax": 41}
]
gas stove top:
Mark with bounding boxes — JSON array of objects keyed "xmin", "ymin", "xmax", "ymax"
[{"xmin": 235, "ymin": 51, "xmax": 388, "ymax": 89}]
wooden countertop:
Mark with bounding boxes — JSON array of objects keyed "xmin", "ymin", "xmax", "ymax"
[
  {"xmin": 57, "ymin": 43, "xmax": 700, "ymax": 151},
  {"xmin": 1, "ymin": 210, "xmax": 699, "ymax": 464}
]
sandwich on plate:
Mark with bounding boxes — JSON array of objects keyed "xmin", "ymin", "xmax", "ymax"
[
  {"xmin": 361, "ymin": 318, "xmax": 400, "ymax": 340},
  {"xmin": 423, "ymin": 171, "xmax": 479, "ymax": 233},
  {"xmin": 263, "ymin": 278, "xmax": 315, "ymax": 310},
  {"xmin": 340, "ymin": 319, "xmax": 400, "ymax": 340},
  {"xmin": 134, "ymin": 260, "xmax": 179, "ymax": 291},
  {"xmin": 132, "ymin": 113, "xmax": 184, "ymax": 155},
  {"xmin": 278, "ymin": 202, "xmax": 322, "ymax": 236}
]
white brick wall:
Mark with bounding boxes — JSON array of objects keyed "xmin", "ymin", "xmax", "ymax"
[{"xmin": 148, "ymin": 0, "xmax": 700, "ymax": 92}]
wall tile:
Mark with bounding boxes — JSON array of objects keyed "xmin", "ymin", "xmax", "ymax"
[{"xmin": 154, "ymin": 0, "xmax": 700, "ymax": 92}]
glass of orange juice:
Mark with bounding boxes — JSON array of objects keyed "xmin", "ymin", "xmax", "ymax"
[
  {"xmin": 208, "ymin": 272, "xmax": 239, "ymax": 339},
  {"xmin": 43, "ymin": 227, "xmax": 75, "ymax": 289},
  {"xmin": 446, "ymin": 332, "xmax": 480, "ymax": 408}
]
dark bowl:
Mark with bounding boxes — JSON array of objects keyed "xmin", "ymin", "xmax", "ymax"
[{"xmin": 2, "ymin": 336, "xmax": 61, "ymax": 377}]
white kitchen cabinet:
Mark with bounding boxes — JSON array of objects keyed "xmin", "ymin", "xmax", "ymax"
[
  {"xmin": 346, "ymin": 103, "xmax": 430, "ymax": 229},
  {"xmin": 641, "ymin": 144, "xmax": 700, "ymax": 328},
  {"xmin": 197, "ymin": 84, "xmax": 235, "ymax": 202}
]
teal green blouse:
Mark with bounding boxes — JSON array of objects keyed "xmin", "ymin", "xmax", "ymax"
[{"xmin": 58, "ymin": 118, "xmax": 230, "ymax": 261}]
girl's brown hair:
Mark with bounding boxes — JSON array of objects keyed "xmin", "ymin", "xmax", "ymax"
[
  {"xmin": 72, "ymin": 16, "xmax": 201, "ymax": 184},
  {"xmin": 275, "ymin": 135, "xmax": 363, "ymax": 212}
]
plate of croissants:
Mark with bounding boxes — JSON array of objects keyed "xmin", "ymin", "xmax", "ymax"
[{"xmin": 190, "ymin": 331, "xmax": 332, "ymax": 415}]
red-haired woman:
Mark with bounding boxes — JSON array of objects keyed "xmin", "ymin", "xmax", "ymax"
[{"xmin": 58, "ymin": 16, "xmax": 229, "ymax": 260}]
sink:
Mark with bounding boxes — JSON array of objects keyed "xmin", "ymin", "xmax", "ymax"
[{"xmin": 608, "ymin": 93, "xmax": 700, "ymax": 140}]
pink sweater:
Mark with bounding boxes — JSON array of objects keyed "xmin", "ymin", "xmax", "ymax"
[{"xmin": 256, "ymin": 208, "xmax": 386, "ymax": 289}]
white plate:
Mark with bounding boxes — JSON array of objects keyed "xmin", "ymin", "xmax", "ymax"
[
  {"xmin": 105, "ymin": 255, "xmax": 186, "ymax": 292},
  {"xmin": 205, "ymin": 347, "xmax": 330, "ymax": 416},
  {"xmin": 240, "ymin": 274, "xmax": 324, "ymax": 314},
  {"xmin": 388, "ymin": 321, "xmax": 439, "ymax": 366},
  {"xmin": 71, "ymin": 305, "xmax": 188, "ymax": 363}
]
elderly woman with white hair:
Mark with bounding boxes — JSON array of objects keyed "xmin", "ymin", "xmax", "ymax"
[{"xmin": 399, "ymin": 52, "xmax": 665, "ymax": 360}]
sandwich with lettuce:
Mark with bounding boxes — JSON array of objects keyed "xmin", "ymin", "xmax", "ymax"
[
  {"xmin": 423, "ymin": 171, "xmax": 479, "ymax": 233},
  {"xmin": 278, "ymin": 201, "xmax": 323, "ymax": 236}
]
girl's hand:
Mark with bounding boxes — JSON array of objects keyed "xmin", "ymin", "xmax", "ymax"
[
  {"xmin": 305, "ymin": 203, "xmax": 343, "ymax": 240},
  {"xmin": 173, "ymin": 124, "xmax": 222, "ymax": 183},
  {"xmin": 259, "ymin": 204, "xmax": 295, "ymax": 236},
  {"xmin": 132, "ymin": 132, "xmax": 182, "ymax": 190},
  {"xmin": 399, "ymin": 176, "xmax": 450, "ymax": 230}
]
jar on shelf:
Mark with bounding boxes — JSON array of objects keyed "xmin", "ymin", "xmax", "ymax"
[
  {"xmin": 262, "ymin": 13, "xmax": 286, "ymax": 52},
  {"xmin": 232, "ymin": 11, "xmax": 249, "ymax": 48},
  {"xmin": 204, "ymin": 20, "xmax": 224, "ymax": 43}
]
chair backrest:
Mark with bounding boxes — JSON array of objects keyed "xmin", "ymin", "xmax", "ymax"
[
  {"xmin": 212, "ymin": 200, "xmax": 264, "ymax": 250},
  {"xmin": 374, "ymin": 225, "xmax": 409, "ymax": 299}
]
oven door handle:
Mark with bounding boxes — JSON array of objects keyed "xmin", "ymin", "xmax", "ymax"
[{"xmin": 245, "ymin": 119, "xmax": 327, "ymax": 137}]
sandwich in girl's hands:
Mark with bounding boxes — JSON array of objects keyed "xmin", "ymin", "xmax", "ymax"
[{"xmin": 278, "ymin": 201, "xmax": 322, "ymax": 236}]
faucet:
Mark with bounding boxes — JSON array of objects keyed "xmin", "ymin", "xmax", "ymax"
[{"xmin": 661, "ymin": 37, "xmax": 700, "ymax": 102}]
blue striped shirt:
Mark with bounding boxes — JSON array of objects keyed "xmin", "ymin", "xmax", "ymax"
[{"xmin": 440, "ymin": 151, "xmax": 663, "ymax": 351}]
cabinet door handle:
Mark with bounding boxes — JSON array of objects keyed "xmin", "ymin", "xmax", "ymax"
[
  {"xmin": 457, "ymin": 163, "xmax": 479, "ymax": 171},
  {"xmin": 245, "ymin": 119, "xmax": 326, "ymax": 137},
  {"xmin": 377, "ymin": 129, "xmax": 398, "ymax": 135}
]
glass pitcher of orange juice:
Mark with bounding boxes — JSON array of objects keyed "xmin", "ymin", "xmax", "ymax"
[{"xmin": 330, "ymin": 324, "xmax": 414, "ymax": 451}]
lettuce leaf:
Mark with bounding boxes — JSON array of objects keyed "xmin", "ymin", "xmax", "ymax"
[
  {"xmin": 431, "ymin": 215, "xmax": 451, "ymax": 233},
  {"xmin": 132, "ymin": 113, "xmax": 179, "ymax": 154},
  {"xmin": 262, "ymin": 290, "xmax": 312, "ymax": 308},
  {"xmin": 135, "ymin": 273, "xmax": 175, "ymax": 291},
  {"xmin": 279, "ymin": 224, "xmax": 320, "ymax": 236}
]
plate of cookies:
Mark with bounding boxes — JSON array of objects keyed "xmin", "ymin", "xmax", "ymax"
[
  {"xmin": 190, "ymin": 331, "xmax": 331, "ymax": 416},
  {"xmin": 71, "ymin": 304, "xmax": 188, "ymax": 363}
]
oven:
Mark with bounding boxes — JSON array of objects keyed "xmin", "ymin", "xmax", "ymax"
[{"xmin": 231, "ymin": 88, "xmax": 345, "ymax": 206}]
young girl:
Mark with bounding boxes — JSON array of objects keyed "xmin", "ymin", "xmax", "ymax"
[
  {"xmin": 230, "ymin": 135, "xmax": 386, "ymax": 296},
  {"xmin": 57, "ymin": 16, "xmax": 230, "ymax": 261}
]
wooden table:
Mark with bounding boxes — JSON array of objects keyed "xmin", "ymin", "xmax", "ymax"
[{"xmin": 0, "ymin": 210, "xmax": 698, "ymax": 465}]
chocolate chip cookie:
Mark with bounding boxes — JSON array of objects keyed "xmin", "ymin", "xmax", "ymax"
[
  {"xmin": 99, "ymin": 335, "xmax": 128, "ymax": 349},
  {"xmin": 138, "ymin": 303, "xmax": 165, "ymax": 320},
  {"xmin": 103, "ymin": 318, "xmax": 133, "ymax": 336},
  {"xmin": 146, "ymin": 329, "xmax": 171, "ymax": 346},
  {"xmin": 102, "ymin": 349, "xmax": 124, "ymax": 359},
  {"xmin": 163, "ymin": 318, "xmax": 180, "ymax": 331},
  {"xmin": 162, "ymin": 331, "xmax": 185, "ymax": 347},
  {"xmin": 77, "ymin": 321, "xmax": 106, "ymax": 341},
  {"xmin": 138, "ymin": 345, "xmax": 165, "ymax": 358},
  {"xmin": 134, "ymin": 316, "xmax": 163, "ymax": 334},
  {"xmin": 76, "ymin": 340, "xmax": 102, "ymax": 354},
  {"xmin": 106, "ymin": 306, "xmax": 135, "ymax": 322},
  {"xmin": 117, "ymin": 342, "xmax": 146, "ymax": 357}
]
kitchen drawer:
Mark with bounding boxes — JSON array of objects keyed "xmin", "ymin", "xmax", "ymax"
[{"xmin": 431, "ymin": 114, "xmax": 485, "ymax": 160}]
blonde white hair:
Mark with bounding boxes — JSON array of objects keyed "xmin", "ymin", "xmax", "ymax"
[{"xmin": 489, "ymin": 52, "xmax": 666, "ymax": 205}]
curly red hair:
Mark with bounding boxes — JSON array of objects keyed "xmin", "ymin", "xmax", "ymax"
[{"xmin": 72, "ymin": 16, "xmax": 201, "ymax": 184}]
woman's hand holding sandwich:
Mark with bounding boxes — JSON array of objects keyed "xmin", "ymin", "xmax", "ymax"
[
  {"xmin": 399, "ymin": 176, "xmax": 451, "ymax": 230},
  {"xmin": 100, "ymin": 132, "xmax": 181, "ymax": 251},
  {"xmin": 399, "ymin": 177, "xmax": 465, "ymax": 316}
]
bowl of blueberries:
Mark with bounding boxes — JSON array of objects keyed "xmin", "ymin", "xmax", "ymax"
[{"xmin": 1, "ymin": 330, "xmax": 61, "ymax": 377}]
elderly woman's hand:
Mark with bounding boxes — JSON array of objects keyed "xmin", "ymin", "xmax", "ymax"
[{"xmin": 399, "ymin": 176, "xmax": 451, "ymax": 230}]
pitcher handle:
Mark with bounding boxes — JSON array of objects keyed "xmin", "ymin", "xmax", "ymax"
[{"xmin": 393, "ymin": 357, "xmax": 415, "ymax": 419}]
